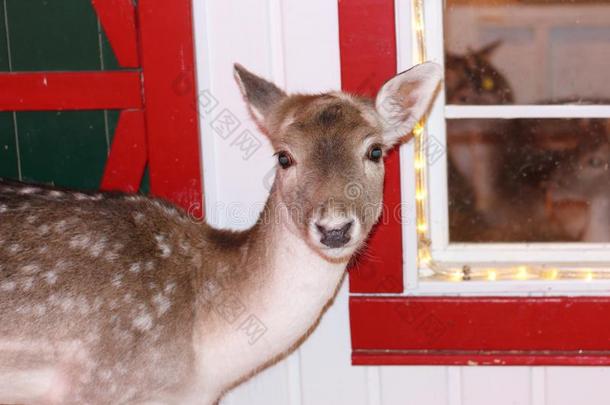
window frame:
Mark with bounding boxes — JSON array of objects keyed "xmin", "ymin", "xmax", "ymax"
[
  {"xmin": 412, "ymin": 0, "xmax": 610, "ymax": 294},
  {"xmin": 343, "ymin": 0, "xmax": 610, "ymax": 366}
]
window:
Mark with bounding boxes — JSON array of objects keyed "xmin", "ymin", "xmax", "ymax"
[
  {"xmin": 342, "ymin": 0, "xmax": 610, "ymax": 366},
  {"xmin": 407, "ymin": 0, "xmax": 610, "ymax": 293}
]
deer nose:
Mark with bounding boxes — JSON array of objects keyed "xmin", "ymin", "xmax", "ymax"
[{"xmin": 316, "ymin": 221, "xmax": 353, "ymax": 248}]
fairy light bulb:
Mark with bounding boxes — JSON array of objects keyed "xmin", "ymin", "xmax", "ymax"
[
  {"xmin": 413, "ymin": 122, "xmax": 424, "ymax": 137},
  {"xmin": 417, "ymin": 223, "xmax": 428, "ymax": 233},
  {"xmin": 516, "ymin": 266, "xmax": 529, "ymax": 280},
  {"xmin": 585, "ymin": 271, "xmax": 594, "ymax": 282},
  {"xmin": 487, "ymin": 269, "xmax": 498, "ymax": 281},
  {"xmin": 543, "ymin": 268, "xmax": 559, "ymax": 280},
  {"xmin": 414, "ymin": 159, "xmax": 425, "ymax": 170},
  {"xmin": 449, "ymin": 270, "xmax": 463, "ymax": 282},
  {"xmin": 415, "ymin": 190, "xmax": 426, "ymax": 201}
]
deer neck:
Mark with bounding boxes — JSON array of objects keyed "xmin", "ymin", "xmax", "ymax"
[{"xmin": 195, "ymin": 184, "xmax": 347, "ymax": 394}]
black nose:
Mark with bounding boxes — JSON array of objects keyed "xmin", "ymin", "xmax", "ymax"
[{"xmin": 316, "ymin": 221, "xmax": 353, "ymax": 248}]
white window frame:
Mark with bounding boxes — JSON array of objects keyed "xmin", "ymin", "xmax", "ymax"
[{"xmin": 398, "ymin": 0, "xmax": 610, "ymax": 295}]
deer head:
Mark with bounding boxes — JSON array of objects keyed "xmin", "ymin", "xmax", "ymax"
[
  {"xmin": 234, "ymin": 62, "xmax": 441, "ymax": 262},
  {"xmin": 445, "ymin": 41, "xmax": 513, "ymax": 105}
]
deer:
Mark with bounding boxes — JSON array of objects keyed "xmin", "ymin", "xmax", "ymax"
[
  {"xmin": 0, "ymin": 62, "xmax": 441, "ymax": 404},
  {"xmin": 546, "ymin": 118, "xmax": 610, "ymax": 242},
  {"xmin": 445, "ymin": 41, "xmax": 515, "ymax": 217}
]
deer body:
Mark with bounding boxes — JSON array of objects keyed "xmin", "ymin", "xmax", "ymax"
[{"xmin": 0, "ymin": 63, "xmax": 441, "ymax": 404}]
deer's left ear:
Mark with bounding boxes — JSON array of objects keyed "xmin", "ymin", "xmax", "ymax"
[{"xmin": 375, "ymin": 62, "xmax": 442, "ymax": 147}]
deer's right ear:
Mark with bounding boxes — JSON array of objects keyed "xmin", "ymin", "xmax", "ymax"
[
  {"xmin": 234, "ymin": 63, "xmax": 287, "ymax": 132},
  {"xmin": 375, "ymin": 62, "xmax": 442, "ymax": 147}
]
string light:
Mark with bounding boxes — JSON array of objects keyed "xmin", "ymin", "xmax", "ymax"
[
  {"xmin": 449, "ymin": 270, "xmax": 463, "ymax": 282},
  {"xmin": 516, "ymin": 266, "xmax": 529, "ymax": 280},
  {"xmin": 487, "ymin": 270, "xmax": 498, "ymax": 281},
  {"xmin": 542, "ymin": 268, "xmax": 559, "ymax": 280}
]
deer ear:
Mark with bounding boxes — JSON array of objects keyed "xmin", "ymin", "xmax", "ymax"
[
  {"xmin": 375, "ymin": 62, "xmax": 442, "ymax": 147},
  {"xmin": 473, "ymin": 40, "xmax": 502, "ymax": 60},
  {"xmin": 234, "ymin": 63, "xmax": 286, "ymax": 131}
]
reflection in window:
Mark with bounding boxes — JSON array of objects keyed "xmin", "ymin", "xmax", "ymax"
[{"xmin": 443, "ymin": 0, "xmax": 610, "ymax": 243}]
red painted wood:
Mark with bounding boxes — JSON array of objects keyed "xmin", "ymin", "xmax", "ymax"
[
  {"xmin": 352, "ymin": 351, "xmax": 610, "ymax": 366},
  {"xmin": 339, "ymin": 0, "xmax": 403, "ymax": 293},
  {"xmin": 138, "ymin": 0, "xmax": 203, "ymax": 217},
  {"xmin": 101, "ymin": 110, "xmax": 148, "ymax": 193},
  {"xmin": 91, "ymin": 0, "xmax": 140, "ymax": 68},
  {"xmin": 350, "ymin": 297, "xmax": 610, "ymax": 361},
  {"xmin": 0, "ymin": 72, "xmax": 142, "ymax": 111}
]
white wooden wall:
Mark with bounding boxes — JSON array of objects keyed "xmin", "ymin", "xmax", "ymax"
[{"xmin": 193, "ymin": 1, "xmax": 610, "ymax": 404}]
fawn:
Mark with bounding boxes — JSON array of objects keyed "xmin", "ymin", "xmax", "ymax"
[{"xmin": 0, "ymin": 62, "xmax": 441, "ymax": 404}]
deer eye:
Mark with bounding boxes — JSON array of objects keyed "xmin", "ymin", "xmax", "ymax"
[
  {"xmin": 277, "ymin": 151, "xmax": 294, "ymax": 169},
  {"xmin": 367, "ymin": 145, "xmax": 383, "ymax": 162}
]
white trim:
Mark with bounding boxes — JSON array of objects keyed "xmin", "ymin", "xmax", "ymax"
[
  {"xmin": 366, "ymin": 367, "xmax": 382, "ymax": 405},
  {"xmin": 395, "ymin": 0, "xmax": 419, "ymax": 291},
  {"xmin": 531, "ymin": 368, "xmax": 547, "ymax": 405},
  {"xmin": 447, "ymin": 367, "xmax": 463, "ymax": 405},
  {"xmin": 434, "ymin": 243, "xmax": 610, "ymax": 264},
  {"xmin": 286, "ymin": 352, "xmax": 303, "ymax": 405},
  {"xmin": 267, "ymin": 0, "xmax": 287, "ymax": 88},
  {"xmin": 446, "ymin": 105, "xmax": 610, "ymax": 119},
  {"xmin": 193, "ymin": 0, "xmax": 220, "ymax": 225},
  {"xmin": 414, "ymin": 280, "xmax": 610, "ymax": 296}
]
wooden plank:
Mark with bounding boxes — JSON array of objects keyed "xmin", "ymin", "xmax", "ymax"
[
  {"xmin": 353, "ymin": 351, "xmax": 610, "ymax": 366},
  {"xmin": 350, "ymin": 296, "xmax": 610, "ymax": 365},
  {"xmin": 0, "ymin": 72, "xmax": 142, "ymax": 111},
  {"xmin": 339, "ymin": 0, "xmax": 404, "ymax": 293},
  {"xmin": 91, "ymin": 0, "xmax": 140, "ymax": 68},
  {"xmin": 138, "ymin": 0, "xmax": 203, "ymax": 217},
  {"xmin": 101, "ymin": 110, "xmax": 147, "ymax": 193}
]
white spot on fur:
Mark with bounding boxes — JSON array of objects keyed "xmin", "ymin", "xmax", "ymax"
[
  {"xmin": 152, "ymin": 293, "xmax": 171, "ymax": 316},
  {"xmin": 48, "ymin": 190, "xmax": 64, "ymax": 198},
  {"xmin": 69, "ymin": 234, "xmax": 91, "ymax": 250},
  {"xmin": 164, "ymin": 281, "xmax": 176, "ymax": 295},
  {"xmin": 73, "ymin": 192, "xmax": 89, "ymax": 201},
  {"xmin": 21, "ymin": 264, "xmax": 40, "ymax": 274},
  {"xmin": 132, "ymin": 313, "xmax": 153, "ymax": 332},
  {"xmin": 133, "ymin": 212, "xmax": 145, "ymax": 223},
  {"xmin": 21, "ymin": 277, "xmax": 34, "ymax": 291},
  {"xmin": 129, "ymin": 262, "xmax": 142, "ymax": 273},
  {"xmin": 0, "ymin": 204, "xmax": 7, "ymax": 213},
  {"xmin": 89, "ymin": 238, "xmax": 107, "ymax": 258},
  {"xmin": 111, "ymin": 274, "xmax": 123, "ymax": 288},
  {"xmin": 8, "ymin": 244, "xmax": 21, "ymax": 254},
  {"xmin": 1, "ymin": 280, "xmax": 16, "ymax": 291},
  {"xmin": 155, "ymin": 235, "xmax": 172, "ymax": 258},
  {"xmin": 19, "ymin": 187, "xmax": 40, "ymax": 195},
  {"xmin": 44, "ymin": 271, "xmax": 58, "ymax": 285},
  {"xmin": 38, "ymin": 224, "xmax": 51, "ymax": 236}
]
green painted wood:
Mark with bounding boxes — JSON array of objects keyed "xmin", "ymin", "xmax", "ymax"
[
  {"xmin": 0, "ymin": 2, "xmax": 18, "ymax": 179},
  {"xmin": 0, "ymin": 0, "xmax": 129, "ymax": 191},
  {"xmin": 18, "ymin": 110, "xmax": 117, "ymax": 190},
  {"xmin": 7, "ymin": 0, "xmax": 102, "ymax": 72},
  {"xmin": 0, "ymin": 112, "xmax": 18, "ymax": 180}
]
